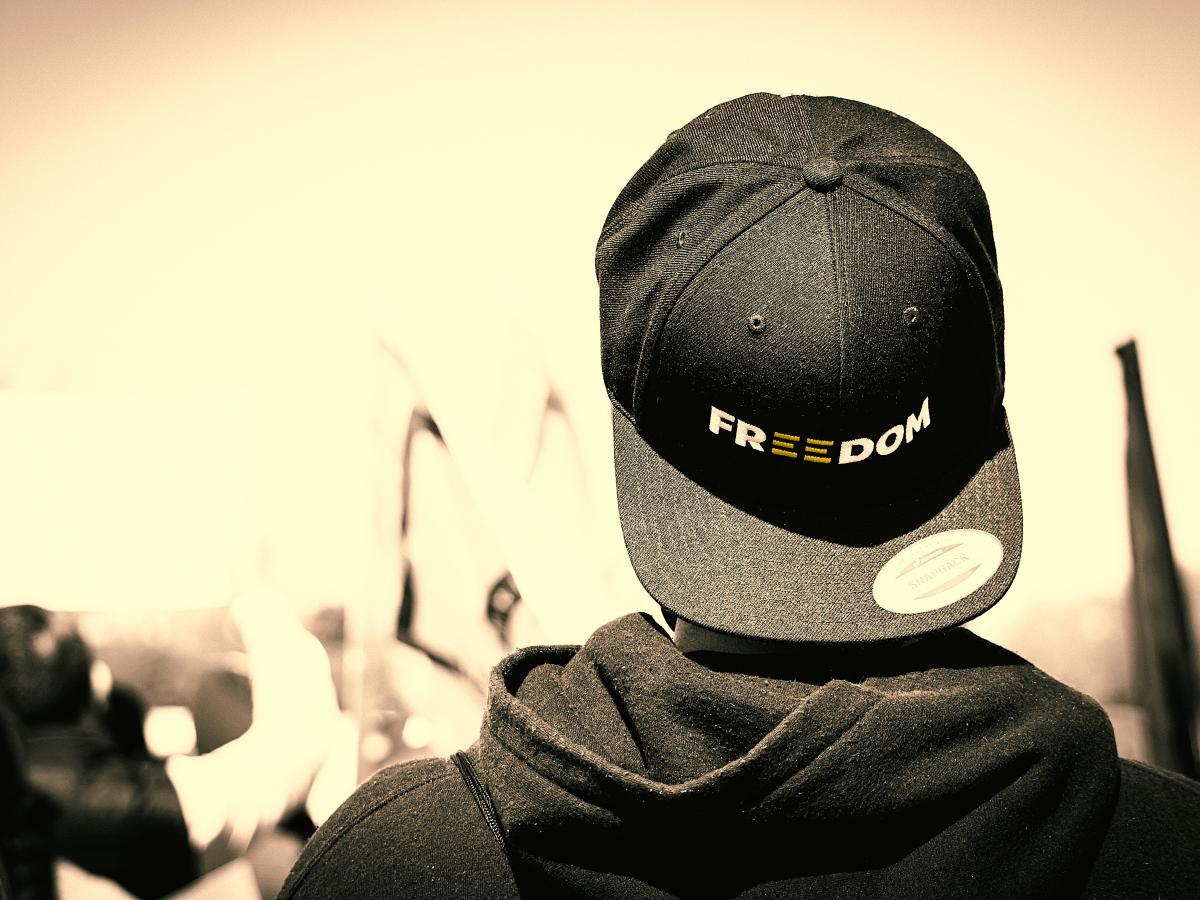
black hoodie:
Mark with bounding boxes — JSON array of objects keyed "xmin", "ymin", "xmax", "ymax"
[{"xmin": 281, "ymin": 614, "xmax": 1200, "ymax": 899}]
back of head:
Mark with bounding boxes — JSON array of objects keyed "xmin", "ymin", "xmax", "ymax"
[
  {"xmin": 0, "ymin": 605, "xmax": 93, "ymax": 726},
  {"xmin": 596, "ymin": 93, "xmax": 1022, "ymax": 643}
]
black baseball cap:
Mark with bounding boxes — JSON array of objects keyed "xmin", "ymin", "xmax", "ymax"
[{"xmin": 597, "ymin": 93, "xmax": 1022, "ymax": 642}]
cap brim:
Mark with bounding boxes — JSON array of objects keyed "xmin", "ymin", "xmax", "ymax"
[{"xmin": 613, "ymin": 409, "xmax": 1022, "ymax": 642}]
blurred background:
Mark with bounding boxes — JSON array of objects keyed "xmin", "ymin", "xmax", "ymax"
[{"xmin": 1, "ymin": 0, "xmax": 1197, "ymax": 896}]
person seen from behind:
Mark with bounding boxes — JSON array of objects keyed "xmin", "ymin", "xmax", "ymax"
[{"xmin": 280, "ymin": 93, "xmax": 1200, "ymax": 899}]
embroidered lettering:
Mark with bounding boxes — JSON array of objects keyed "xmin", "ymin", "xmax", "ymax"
[
  {"xmin": 735, "ymin": 419, "xmax": 766, "ymax": 451},
  {"xmin": 709, "ymin": 407, "xmax": 735, "ymax": 435},
  {"xmin": 906, "ymin": 396, "xmax": 931, "ymax": 443},
  {"xmin": 707, "ymin": 396, "xmax": 932, "ymax": 466}
]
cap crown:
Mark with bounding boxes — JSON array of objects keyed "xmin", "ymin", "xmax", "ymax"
[{"xmin": 596, "ymin": 94, "xmax": 1005, "ymax": 526}]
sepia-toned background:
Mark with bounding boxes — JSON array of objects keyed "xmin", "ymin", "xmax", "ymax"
[{"xmin": 1, "ymin": 1, "xmax": 1197, "ymax": 896}]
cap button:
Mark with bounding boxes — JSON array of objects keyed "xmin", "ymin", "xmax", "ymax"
[{"xmin": 802, "ymin": 155, "xmax": 843, "ymax": 191}]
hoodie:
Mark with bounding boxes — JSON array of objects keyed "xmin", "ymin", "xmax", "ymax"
[{"xmin": 280, "ymin": 614, "xmax": 1200, "ymax": 899}]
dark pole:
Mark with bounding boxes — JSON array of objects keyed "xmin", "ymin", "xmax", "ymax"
[{"xmin": 1116, "ymin": 339, "xmax": 1198, "ymax": 777}]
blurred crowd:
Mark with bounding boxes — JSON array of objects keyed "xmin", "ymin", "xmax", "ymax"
[{"xmin": 0, "ymin": 592, "xmax": 339, "ymax": 899}]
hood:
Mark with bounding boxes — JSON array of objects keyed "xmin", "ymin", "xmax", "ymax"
[{"xmin": 476, "ymin": 613, "xmax": 1119, "ymax": 899}]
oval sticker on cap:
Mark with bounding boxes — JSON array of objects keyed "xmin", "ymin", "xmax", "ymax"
[{"xmin": 873, "ymin": 529, "xmax": 1003, "ymax": 614}]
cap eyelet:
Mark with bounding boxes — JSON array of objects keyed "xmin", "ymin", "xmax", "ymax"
[
  {"xmin": 676, "ymin": 229, "xmax": 687, "ymax": 249},
  {"xmin": 903, "ymin": 306, "xmax": 919, "ymax": 326},
  {"xmin": 748, "ymin": 314, "xmax": 766, "ymax": 334}
]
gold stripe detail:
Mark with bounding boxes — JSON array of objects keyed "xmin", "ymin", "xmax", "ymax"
[
  {"xmin": 772, "ymin": 440, "xmax": 795, "ymax": 449},
  {"xmin": 771, "ymin": 448, "xmax": 798, "ymax": 458},
  {"xmin": 807, "ymin": 438, "xmax": 834, "ymax": 446},
  {"xmin": 803, "ymin": 445, "xmax": 828, "ymax": 455},
  {"xmin": 773, "ymin": 432, "xmax": 800, "ymax": 441},
  {"xmin": 803, "ymin": 455, "xmax": 832, "ymax": 464}
]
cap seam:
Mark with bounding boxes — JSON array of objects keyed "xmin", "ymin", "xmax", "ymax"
[
  {"xmin": 823, "ymin": 189, "xmax": 847, "ymax": 409},
  {"xmin": 788, "ymin": 94, "xmax": 820, "ymax": 156},
  {"xmin": 789, "ymin": 98, "xmax": 846, "ymax": 406}
]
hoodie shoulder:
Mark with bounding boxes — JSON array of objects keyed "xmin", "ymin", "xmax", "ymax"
[
  {"xmin": 1083, "ymin": 758, "xmax": 1200, "ymax": 899},
  {"xmin": 279, "ymin": 756, "xmax": 518, "ymax": 900}
]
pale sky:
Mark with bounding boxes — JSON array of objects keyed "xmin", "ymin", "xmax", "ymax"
[{"xmin": 1, "ymin": 1, "xmax": 1197, "ymax": 691}]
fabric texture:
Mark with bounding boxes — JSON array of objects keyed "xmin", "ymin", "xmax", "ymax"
[
  {"xmin": 278, "ymin": 757, "xmax": 519, "ymax": 900},
  {"xmin": 280, "ymin": 614, "xmax": 1200, "ymax": 898}
]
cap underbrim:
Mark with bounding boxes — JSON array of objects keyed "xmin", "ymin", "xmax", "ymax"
[{"xmin": 613, "ymin": 409, "xmax": 1023, "ymax": 642}]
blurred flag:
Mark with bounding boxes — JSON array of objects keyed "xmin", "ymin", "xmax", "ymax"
[{"xmin": 1117, "ymin": 340, "xmax": 1198, "ymax": 777}]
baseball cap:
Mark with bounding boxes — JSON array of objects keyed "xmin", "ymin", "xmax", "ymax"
[{"xmin": 597, "ymin": 93, "xmax": 1022, "ymax": 642}]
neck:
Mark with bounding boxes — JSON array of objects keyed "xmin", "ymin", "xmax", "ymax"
[
  {"xmin": 672, "ymin": 617, "xmax": 928, "ymax": 657},
  {"xmin": 673, "ymin": 618, "xmax": 804, "ymax": 655}
]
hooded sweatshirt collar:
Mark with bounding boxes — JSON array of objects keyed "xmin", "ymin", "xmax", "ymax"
[{"xmin": 477, "ymin": 613, "xmax": 1119, "ymax": 897}]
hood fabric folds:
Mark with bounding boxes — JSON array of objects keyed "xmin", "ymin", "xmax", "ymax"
[{"xmin": 476, "ymin": 613, "xmax": 1119, "ymax": 899}]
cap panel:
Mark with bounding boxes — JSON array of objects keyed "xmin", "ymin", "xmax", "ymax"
[
  {"xmin": 794, "ymin": 96, "xmax": 1002, "ymax": 378},
  {"xmin": 598, "ymin": 94, "xmax": 813, "ymax": 237},
  {"xmin": 834, "ymin": 188, "xmax": 998, "ymax": 439},
  {"xmin": 850, "ymin": 158, "xmax": 999, "ymax": 269},
  {"xmin": 823, "ymin": 188, "xmax": 997, "ymax": 513},
  {"xmin": 635, "ymin": 187, "xmax": 845, "ymax": 519},
  {"xmin": 834, "ymin": 187, "xmax": 957, "ymax": 414},
  {"xmin": 845, "ymin": 171, "xmax": 1004, "ymax": 382},
  {"xmin": 597, "ymin": 168, "xmax": 806, "ymax": 414},
  {"xmin": 796, "ymin": 95, "xmax": 976, "ymax": 177},
  {"xmin": 649, "ymin": 188, "xmax": 842, "ymax": 432}
]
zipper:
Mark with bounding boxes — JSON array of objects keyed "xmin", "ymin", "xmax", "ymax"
[{"xmin": 451, "ymin": 751, "xmax": 507, "ymax": 852}]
